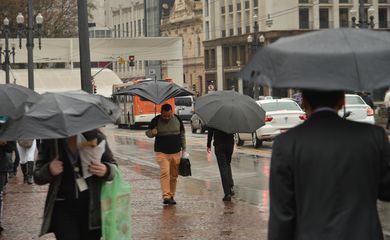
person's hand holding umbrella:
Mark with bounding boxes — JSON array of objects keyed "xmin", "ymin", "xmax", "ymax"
[{"xmin": 207, "ymin": 147, "xmax": 211, "ymax": 154}]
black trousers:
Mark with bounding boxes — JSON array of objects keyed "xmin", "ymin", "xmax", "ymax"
[
  {"xmin": 51, "ymin": 197, "xmax": 101, "ymax": 240},
  {"xmin": 214, "ymin": 144, "xmax": 234, "ymax": 196}
]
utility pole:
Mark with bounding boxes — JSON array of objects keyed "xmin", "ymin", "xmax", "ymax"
[{"xmin": 78, "ymin": 0, "xmax": 93, "ymax": 93}]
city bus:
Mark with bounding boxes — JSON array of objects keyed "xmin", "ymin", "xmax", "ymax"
[{"xmin": 112, "ymin": 79, "xmax": 175, "ymax": 128}]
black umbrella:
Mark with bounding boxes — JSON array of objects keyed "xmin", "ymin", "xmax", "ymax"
[
  {"xmin": 239, "ymin": 28, "xmax": 390, "ymax": 91},
  {"xmin": 0, "ymin": 90, "xmax": 120, "ymax": 140},
  {"xmin": 114, "ymin": 80, "xmax": 194, "ymax": 104},
  {"xmin": 194, "ymin": 91, "xmax": 265, "ymax": 134},
  {"xmin": 0, "ymin": 84, "xmax": 41, "ymax": 118}
]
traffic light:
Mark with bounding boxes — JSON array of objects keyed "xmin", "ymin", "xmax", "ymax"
[
  {"xmin": 93, "ymin": 84, "xmax": 97, "ymax": 94},
  {"xmin": 129, "ymin": 55, "xmax": 135, "ymax": 67}
]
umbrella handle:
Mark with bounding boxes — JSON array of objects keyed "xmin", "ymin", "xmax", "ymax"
[{"xmin": 54, "ymin": 139, "xmax": 59, "ymax": 159}]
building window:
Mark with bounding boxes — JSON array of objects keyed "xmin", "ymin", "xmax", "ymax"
[
  {"xmin": 237, "ymin": 3, "xmax": 241, "ymax": 11},
  {"xmin": 239, "ymin": 45, "xmax": 246, "ymax": 65},
  {"xmin": 229, "ymin": 4, "xmax": 233, "ymax": 12},
  {"xmin": 130, "ymin": 22, "xmax": 133, "ymax": 37},
  {"xmin": 339, "ymin": 0, "xmax": 350, "ymax": 3},
  {"xmin": 223, "ymin": 47, "xmax": 230, "ymax": 67},
  {"xmin": 245, "ymin": 25, "xmax": 250, "ymax": 33},
  {"xmin": 205, "ymin": 21, "xmax": 210, "ymax": 40},
  {"xmin": 221, "ymin": 6, "xmax": 225, "ymax": 14},
  {"xmin": 238, "ymin": 27, "xmax": 242, "ymax": 35},
  {"xmin": 379, "ymin": 8, "xmax": 388, "ymax": 28},
  {"xmin": 197, "ymin": 37, "xmax": 201, "ymax": 57},
  {"xmin": 142, "ymin": 19, "xmax": 145, "ymax": 36},
  {"xmin": 205, "ymin": 50, "xmax": 210, "ymax": 68},
  {"xmin": 118, "ymin": 24, "xmax": 121, "ymax": 37},
  {"xmin": 114, "ymin": 25, "xmax": 117, "ymax": 38},
  {"xmin": 138, "ymin": 20, "xmax": 141, "ymax": 36},
  {"xmin": 253, "ymin": 0, "xmax": 258, "ymax": 8},
  {"xmin": 210, "ymin": 49, "xmax": 216, "ymax": 68},
  {"xmin": 339, "ymin": 8, "xmax": 349, "ymax": 28},
  {"xmin": 122, "ymin": 23, "xmax": 125, "ymax": 37},
  {"xmin": 319, "ymin": 8, "xmax": 330, "ymax": 28},
  {"xmin": 126, "ymin": 23, "xmax": 129, "ymax": 37},
  {"xmin": 205, "ymin": 0, "xmax": 209, "ymax": 16},
  {"xmin": 232, "ymin": 46, "xmax": 237, "ymax": 67},
  {"xmin": 229, "ymin": 28, "xmax": 234, "ymax": 36},
  {"xmin": 245, "ymin": 1, "xmax": 250, "ymax": 9},
  {"xmin": 299, "ymin": 8, "xmax": 310, "ymax": 29},
  {"xmin": 222, "ymin": 30, "xmax": 226, "ymax": 37}
]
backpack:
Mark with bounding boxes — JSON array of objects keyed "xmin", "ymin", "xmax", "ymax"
[{"xmin": 18, "ymin": 139, "xmax": 34, "ymax": 149}]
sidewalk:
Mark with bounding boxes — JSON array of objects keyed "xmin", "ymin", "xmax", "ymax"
[{"xmin": 0, "ymin": 159, "xmax": 268, "ymax": 240}]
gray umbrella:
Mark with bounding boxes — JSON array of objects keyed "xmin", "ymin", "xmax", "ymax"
[
  {"xmin": 194, "ymin": 91, "xmax": 265, "ymax": 134},
  {"xmin": 0, "ymin": 84, "xmax": 41, "ymax": 118},
  {"xmin": 0, "ymin": 90, "xmax": 120, "ymax": 140},
  {"xmin": 239, "ymin": 28, "xmax": 390, "ymax": 91},
  {"xmin": 114, "ymin": 80, "xmax": 194, "ymax": 104}
]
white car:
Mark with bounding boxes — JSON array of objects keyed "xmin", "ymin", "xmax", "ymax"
[
  {"xmin": 236, "ymin": 99, "xmax": 306, "ymax": 148},
  {"xmin": 338, "ymin": 94, "xmax": 375, "ymax": 124}
]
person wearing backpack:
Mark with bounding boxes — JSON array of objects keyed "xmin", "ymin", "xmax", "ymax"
[
  {"xmin": 17, "ymin": 139, "xmax": 37, "ymax": 184},
  {"xmin": 146, "ymin": 104, "xmax": 186, "ymax": 205}
]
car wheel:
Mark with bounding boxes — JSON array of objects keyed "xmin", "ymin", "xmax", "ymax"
[
  {"xmin": 252, "ymin": 133, "xmax": 263, "ymax": 148},
  {"xmin": 235, "ymin": 134, "xmax": 244, "ymax": 146}
]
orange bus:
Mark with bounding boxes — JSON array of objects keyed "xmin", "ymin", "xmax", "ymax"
[{"xmin": 112, "ymin": 79, "xmax": 175, "ymax": 128}]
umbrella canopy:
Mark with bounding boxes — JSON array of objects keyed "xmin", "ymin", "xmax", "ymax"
[
  {"xmin": 0, "ymin": 84, "xmax": 41, "ymax": 118},
  {"xmin": 114, "ymin": 80, "xmax": 194, "ymax": 104},
  {"xmin": 194, "ymin": 91, "xmax": 265, "ymax": 134},
  {"xmin": 239, "ymin": 28, "xmax": 390, "ymax": 91},
  {"xmin": 0, "ymin": 90, "xmax": 120, "ymax": 140}
]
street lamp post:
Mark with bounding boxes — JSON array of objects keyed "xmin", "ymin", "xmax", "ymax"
[
  {"xmin": 350, "ymin": 5, "xmax": 375, "ymax": 29},
  {"xmin": 247, "ymin": 14, "xmax": 265, "ymax": 100},
  {"xmin": 0, "ymin": 18, "xmax": 16, "ymax": 84},
  {"xmin": 16, "ymin": 11, "xmax": 43, "ymax": 90}
]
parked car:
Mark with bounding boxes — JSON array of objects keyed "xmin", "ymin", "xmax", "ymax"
[
  {"xmin": 190, "ymin": 113, "xmax": 207, "ymax": 134},
  {"xmin": 338, "ymin": 94, "xmax": 375, "ymax": 124},
  {"xmin": 236, "ymin": 99, "xmax": 306, "ymax": 148},
  {"xmin": 174, "ymin": 96, "xmax": 195, "ymax": 121}
]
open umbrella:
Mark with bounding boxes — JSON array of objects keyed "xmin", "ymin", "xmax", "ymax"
[
  {"xmin": 0, "ymin": 90, "xmax": 120, "ymax": 140},
  {"xmin": 194, "ymin": 91, "xmax": 265, "ymax": 134},
  {"xmin": 0, "ymin": 84, "xmax": 41, "ymax": 118},
  {"xmin": 114, "ymin": 80, "xmax": 194, "ymax": 104},
  {"xmin": 239, "ymin": 28, "xmax": 390, "ymax": 91}
]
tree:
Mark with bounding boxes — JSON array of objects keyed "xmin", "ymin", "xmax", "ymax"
[{"xmin": 0, "ymin": 0, "xmax": 96, "ymax": 38}]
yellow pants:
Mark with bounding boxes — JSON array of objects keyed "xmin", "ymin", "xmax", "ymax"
[{"xmin": 155, "ymin": 152, "xmax": 181, "ymax": 199}]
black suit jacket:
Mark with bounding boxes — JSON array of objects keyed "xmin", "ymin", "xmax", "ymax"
[{"xmin": 269, "ymin": 110, "xmax": 390, "ymax": 240}]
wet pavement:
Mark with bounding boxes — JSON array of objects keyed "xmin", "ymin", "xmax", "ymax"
[{"xmin": 1, "ymin": 124, "xmax": 389, "ymax": 239}]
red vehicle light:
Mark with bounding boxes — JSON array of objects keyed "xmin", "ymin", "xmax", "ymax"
[
  {"xmin": 265, "ymin": 116, "xmax": 273, "ymax": 122},
  {"xmin": 299, "ymin": 114, "xmax": 307, "ymax": 121},
  {"xmin": 367, "ymin": 108, "xmax": 374, "ymax": 116}
]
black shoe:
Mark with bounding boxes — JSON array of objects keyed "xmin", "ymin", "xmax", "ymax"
[
  {"xmin": 163, "ymin": 198, "xmax": 171, "ymax": 205},
  {"xmin": 223, "ymin": 194, "xmax": 232, "ymax": 202},
  {"xmin": 27, "ymin": 176, "xmax": 33, "ymax": 185},
  {"xmin": 230, "ymin": 187, "xmax": 235, "ymax": 196},
  {"xmin": 169, "ymin": 197, "xmax": 176, "ymax": 205}
]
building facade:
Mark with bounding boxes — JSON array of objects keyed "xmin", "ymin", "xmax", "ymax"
[
  {"xmin": 104, "ymin": 0, "xmax": 146, "ymax": 80},
  {"xmin": 161, "ymin": 0, "xmax": 205, "ymax": 94},
  {"xmin": 203, "ymin": 0, "xmax": 390, "ymax": 98}
]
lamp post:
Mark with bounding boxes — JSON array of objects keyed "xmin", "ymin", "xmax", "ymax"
[
  {"xmin": 16, "ymin": 11, "xmax": 43, "ymax": 90},
  {"xmin": 247, "ymin": 14, "xmax": 265, "ymax": 100},
  {"xmin": 350, "ymin": 5, "xmax": 375, "ymax": 29},
  {"xmin": 0, "ymin": 18, "xmax": 17, "ymax": 84}
]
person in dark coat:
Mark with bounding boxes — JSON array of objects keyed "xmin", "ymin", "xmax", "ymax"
[
  {"xmin": 0, "ymin": 140, "xmax": 14, "ymax": 232},
  {"xmin": 34, "ymin": 129, "xmax": 116, "ymax": 240},
  {"xmin": 207, "ymin": 128, "xmax": 235, "ymax": 201},
  {"xmin": 268, "ymin": 90, "xmax": 390, "ymax": 240}
]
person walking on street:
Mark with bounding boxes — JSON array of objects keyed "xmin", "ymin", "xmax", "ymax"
[
  {"xmin": 9, "ymin": 145, "xmax": 19, "ymax": 178},
  {"xmin": 34, "ymin": 129, "xmax": 117, "ymax": 240},
  {"xmin": 268, "ymin": 90, "xmax": 390, "ymax": 240},
  {"xmin": 207, "ymin": 128, "xmax": 235, "ymax": 202},
  {"xmin": 0, "ymin": 140, "xmax": 14, "ymax": 232},
  {"xmin": 146, "ymin": 104, "xmax": 186, "ymax": 205},
  {"xmin": 384, "ymin": 88, "xmax": 390, "ymax": 130},
  {"xmin": 16, "ymin": 139, "xmax": 37, "ymax": 184}
]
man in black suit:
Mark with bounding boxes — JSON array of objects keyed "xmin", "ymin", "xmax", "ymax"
[{"xmin": 268, "ymin": 90, "xmax": 390, "ymax": 240}]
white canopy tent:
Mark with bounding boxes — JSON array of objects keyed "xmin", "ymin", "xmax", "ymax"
[{"xmin": 0, "ymin": 68, "xmax": 122, "ymax": 97}]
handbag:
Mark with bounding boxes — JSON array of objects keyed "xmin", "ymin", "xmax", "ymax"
[
  {"xmin": 101, "ymin": 166, "xmax": 131, "ymax": 240},
  {"xmin": 179, "ymin": 157, "xmax": 192, "ymax": 176}
]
